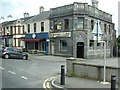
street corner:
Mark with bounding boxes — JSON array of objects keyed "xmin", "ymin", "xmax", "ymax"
[
  {"xmin": 51, "ymin": 76, "xmax": 65, "ymax": 89},
  {"xmin": 43, "ymin": 75, "xmax": 64, "ymax": 90}
]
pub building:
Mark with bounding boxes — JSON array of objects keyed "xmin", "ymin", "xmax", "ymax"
[{"xmin": 49, "ymin": 2, "xmax": 116, "ymax": 58}]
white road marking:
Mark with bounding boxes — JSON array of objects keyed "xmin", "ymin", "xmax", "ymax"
[
  {"xmin": 43, "ymin": 76, "xmax": 59, "ymax": 89},
  {"xmin": 0, "ymin": 67, "xmax": 5, "ymax": 70},
  {"xmin": 46, "ymin": 82, "xmax": 50, "ymax": 88},
  {"xmin": 43, "ymin": 78, "xmax": 50, "ymax": 89},
  {"xmin": 51, "ymin": 79, "xmax": 63, "ymax": 89},
  {"xmin": 21, "ymin": 76, "xmax": 28, "ymax": 80},
  {"xmin": 8, "ymin": 71, "xmax": 16, "ymax": 75}
]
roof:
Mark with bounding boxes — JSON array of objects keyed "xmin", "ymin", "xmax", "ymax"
[
  {"xmin": 2, "ymin": 20, "xmax": 16, "ymax": 26},
  {"xmin": 26, "ymin": 11, "xmax": 50, "ymax": 23},
  {"xmin": 1, "ymin": 16, "xmax": 34, "ymax": 26},
  {"xmin": 20, "ymin": 16, "xmax": 34, "ymax": 22}
]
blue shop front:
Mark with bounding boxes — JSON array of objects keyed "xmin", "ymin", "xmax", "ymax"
[{"xmin": 22, "ymin": 32, "xmax": 49, "ymax": 55}]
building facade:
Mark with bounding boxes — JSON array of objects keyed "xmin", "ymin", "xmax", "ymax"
[
  {"xmin": 49, "ymin": 2, "xmax": 116, "ymax": 58},
  {"xmin": 21, "ymin": 11, "xmax": 50, "ymax": 54},
  {"xmin": 1, "ymin": 16, "xmax": 33, "ymax": 49}
]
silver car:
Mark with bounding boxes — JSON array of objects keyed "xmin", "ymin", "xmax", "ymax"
[{"xmin": 0, "ymin": 47, "xmax": 28, "ymax": 60}]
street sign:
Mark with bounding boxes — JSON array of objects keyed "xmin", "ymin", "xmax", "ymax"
[{"xmin": 92, "ymin": 20, "xmax": 103, "ymax": 42}]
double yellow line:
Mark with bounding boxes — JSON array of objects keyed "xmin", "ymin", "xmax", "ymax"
[{"xmin": 43, "ymin": 76, "xmax": 58, "ymax": 90}]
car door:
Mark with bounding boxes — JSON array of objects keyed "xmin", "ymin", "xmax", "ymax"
[
  {"xmin": 13, "ymin": 49, "xmax": 23, "ymax": 58},
  {"xmin": 6, "ymin": 47, "xmax": 17, "ymax": 58}
]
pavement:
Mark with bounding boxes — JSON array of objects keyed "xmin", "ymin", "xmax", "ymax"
[
  {"xmin": 51, "ymin": 75, "xmax": 112, "ymax": 89},
  {"xmin": 28, "ymin": 54, "xmax": 68, "ymax": 62},
  {"xmin": 28, "ymin": 54, "xmax": 119, "ymax": 89}
]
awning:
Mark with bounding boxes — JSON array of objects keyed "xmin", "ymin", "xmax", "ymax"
[{"xmin": 20, "ymin": 38, "xmax": 45, "ymax": 42}]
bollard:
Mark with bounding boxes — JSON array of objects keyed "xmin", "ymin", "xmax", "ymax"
[
  {"xmin": 111, "ymin": 75, "xmax": 116, "ymax": 90},
  {"xmin": 60, "ymin": 65, "xmax": 65, "ymax": 85}
]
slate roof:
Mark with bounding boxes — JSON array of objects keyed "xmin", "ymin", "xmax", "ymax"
[
  {"xmin": 2, "ymin": 20, "xmax": 16, "ymax": 26},
  {"xmin": 26, "ymin": 11, "xmax": 50, "ymax": 23},
  {"xmin": 1, "ymin": 16, "xmax": 34, "ymax": 26}
]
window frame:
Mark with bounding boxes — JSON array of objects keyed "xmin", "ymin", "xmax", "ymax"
[
  {"xmin": 41, "ymin": 22, "xmax": 44, "ymax": 32},
  {"xmin": 64, "ymin": 19, "xmax": 69, "ymax": 31},
  {"xmin": 34, "ymin": 23, "xmax": 37, "ymax": 33},
  {"xmin": 60, "ymin": 40, "xmax": 67, "ymax": 51}
]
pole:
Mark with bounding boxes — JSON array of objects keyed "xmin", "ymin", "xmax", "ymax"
[
  {"xmin": 111, "ymin": 75, "xmax": 116, "ymax": 90},
  {"xmin": 60, "ymin": 65, "xmax": 65, "ymax": 85},
  {"xmin": 99, "ymin": 41, "xmax": 109, "ymax": 84},
  {"xmin": 103, "ymin": 41, "xmax": 106, "ymax": 83}
]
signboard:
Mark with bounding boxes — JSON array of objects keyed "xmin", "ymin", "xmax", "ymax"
[
  {"xmin": 92, "ymin": 20, "xmax": 103, "ymax": 41},
  {"xmin": 50, "ymin": 32, "xmax": 71, "ymax": 38},
  {"xmin": 32, "ymin": 34, "xmax": 36, "ymax": 38}
]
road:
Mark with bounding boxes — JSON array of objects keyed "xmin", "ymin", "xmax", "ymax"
[{"xmin": 0, "ymin": 55, "xmax": 66, "ymax": 89}]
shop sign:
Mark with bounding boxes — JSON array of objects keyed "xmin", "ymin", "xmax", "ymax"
[
  {"xmin": 50, "ymin": 32, "xmax": 71, "ymax": 38},
  {"xmin": 32, "ymin": 34, "xmax": 36, "ymax": 38}
]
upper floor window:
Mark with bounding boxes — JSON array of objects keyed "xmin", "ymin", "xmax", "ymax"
[
  {"xmin": 22, "ymin": 25, "xmax": 25, "ymax": 34},
  {"xmin": 3, "ymin": 27, "xmax": 5, "ymax": 35},
  {"xmin": 7, "ymin": 27, "xmax": 9, "ymax": 30},
  {"xmin": 91, "ymin": 20, "xmax": 94, "ymax": 31},
  {"xmin": 64, "ymin": 19, "xmax": 69, "ymax": 30},
  {"xmin": 14, "ymin": 26, "xmax": 16, "ymax": 34},
  {"xmin": 34, "ymin": 23, "xmax": 36, "ymax": 33},
  {"xmin": 28, "ymin": 24, "xmax": 30, "ymax": 33},
  {"xmin": 78, "ymin": 17, "xmax": 84, "ymax": 30},
  {"xmin": 41, "ymin": 22, "xmax": 44, "ymax": 32},
  {"xmin": 54, "ymin": 20, "xmax": 57, "ymax": 31},
  {"xmin": 18, "ymin": 25, "xmax": 21, "ymax": 34},
  {"xmin": 10, "ymin": 26, "xmax": 13, "ymax": 35},
  {"xmin": 108, "ymin": 25, "xmax": 111, "ymax": 34},
  {"xmin": 104, "ymin": 24, "xmax": 107, "ymax": 34}
]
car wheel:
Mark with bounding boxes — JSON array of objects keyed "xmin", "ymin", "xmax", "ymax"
[
  {"xmin": 23, "ymin": 55, "xmax": 27, "ymax": 60},
  {"xmin": 4, "ymin": 54, "xmax": 10, "ymax": 59}
]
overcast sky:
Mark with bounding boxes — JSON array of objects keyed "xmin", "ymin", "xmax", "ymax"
[{"xmin": 0, "ymin": 0, "xmax": 119, "ymax": 35}]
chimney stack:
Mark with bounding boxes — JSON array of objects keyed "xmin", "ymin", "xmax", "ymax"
[
  {"xmin": 24, "ymin": 12, "xmax": 29, "ymax": 18},
  {"xmin": 91, "ymin": 0, "xmax": 99, "ymax": 8},
  {"xmin": 39, "ymin": 6, "xmax": 44, "ymax": 14}
]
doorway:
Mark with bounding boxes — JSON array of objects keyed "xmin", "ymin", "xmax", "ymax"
[
  {"xmin": 77, "ymin": 42, "xmax": 84, "ymax": 58},
  {"xmin": 51, "ymin": 42, "xmax": 55, "ymax": 55}
]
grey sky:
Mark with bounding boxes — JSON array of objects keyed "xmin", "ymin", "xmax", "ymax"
[{"xmin": 0, "ymin": 0, "xmax": 119, "ymax": 35}]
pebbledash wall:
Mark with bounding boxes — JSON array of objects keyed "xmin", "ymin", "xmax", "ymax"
[{"xmin": 49, "ymin": 2, "xmax": 116, "ymax": 59}]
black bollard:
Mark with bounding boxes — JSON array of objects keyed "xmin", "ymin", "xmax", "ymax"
[
  {"xmin": 111, "ymin": 75, "xmax": 116, "ymax": 90},
  {"xmin": 61, "ymin": 65, "xmax": 65, "ymax": 85}
]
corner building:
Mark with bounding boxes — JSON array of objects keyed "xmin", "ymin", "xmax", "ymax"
[{"xmin": 49, "ymin": 2, "xmax": 116, "ymax": 58}]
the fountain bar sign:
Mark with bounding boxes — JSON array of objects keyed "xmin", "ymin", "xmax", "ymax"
[{"xmin": 50, "ymin": 32, "xmax": 71, "ymax": 38}]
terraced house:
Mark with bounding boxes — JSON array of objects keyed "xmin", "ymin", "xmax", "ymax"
[
  {"xmin": 1, "ymin": 7, "xmax": 50, "ymax": 55},
  {"xmin": 49, "ymin": 1, "xmax": 116, "ymax": 58},
  {"xmin": 1, "ymin": 15, "xmax": 33, "ymax": 49},
  {"xmin": 21, "ymin": 9, "xmax": 50, "ymax": 55}
]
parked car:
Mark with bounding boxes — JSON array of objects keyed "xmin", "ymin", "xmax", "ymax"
[{"xmin": 0, "ymin": 47, "xmax": 28, "ymax": 60}]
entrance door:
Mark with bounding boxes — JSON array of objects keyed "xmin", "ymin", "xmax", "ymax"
[
  {"xmin": 77, "ymin": 42, "xmax": 84, "ymax": 58},
  {"xmin": 35, "ymin": 42, "xmax": 38, "ymax": 50}
]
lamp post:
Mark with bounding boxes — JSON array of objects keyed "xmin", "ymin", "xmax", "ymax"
[{"xmin": 92, "ymin": 20, "xmax": 109, "ymax": 84}]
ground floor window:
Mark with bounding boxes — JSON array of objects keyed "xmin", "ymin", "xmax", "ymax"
[
  {"xmin": 28, "ymin": 42, "xmax": 34, "ymax": 50},
  {"xmin": 14, "ymin": 38, "xmax": 16, "ymax": 47},
  {"xmin": 39, "ymin": 40, "xmax": 46, "ymax": 51},
  {"xmin": 97, "ymin": 43, "xmax": 101, "ymax": 49},
  {"xmin": 89, "ymin": 40, "xmax": 94, "ymax": 49},
  {"xmin": 60, "ymin": 40, "xmax": 67, "ymax": 50},
  {"xmin": 18, "ymin": 39, "xmax": 21, "ymax": 47}
]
